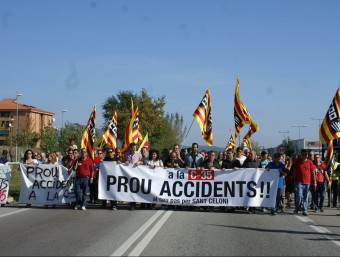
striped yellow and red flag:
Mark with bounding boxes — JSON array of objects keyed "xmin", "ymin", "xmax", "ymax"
[
  {"xmin": 121, "ymin": 106, "xmax": 141, "ymax": 154},
  {"xmin": 81, "ymin": 105, "xmax": 96, "ymax": 160},
  {"xmin": 320, "ymin": 86, "xmax": 340, "ymax": 168},
  {"xmin": 242, "ymin": 118, "xmax": 260, "ymax": 150},
  {"xmin": 138, "ymin": 133, "xmax": 149, "ymax": 152},
  {"xmin": 193, "ymin": 88, "xmax": 213, "ymax": 146},
  {"xmin": 320, "ymin": 86, "xmax": 340, "ymax": 144},
  {"xmin": 243, "ymin": 138, "xmax": 252, "ymax": 150},
  {"xmin": 225, "ymin": 134, "xmax": 236, "ymax": 151},
  {"xmin": 98, "ymin": 111, "xmax": 118, "ymax": 150},
  {"xmin": 234, "ymin": 78, "xmax": 252, "ymax": 140},
  {"xmin": 324, "ymin": 140, "xmax": 334, "ymax": 171}
]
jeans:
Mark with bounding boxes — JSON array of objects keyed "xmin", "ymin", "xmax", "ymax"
[
  {"xmin": 295, "ymin": 183, "xmax": 310, "ymax": 213},
  {"xmin": 75, "ymin": 177, "xmax": 89, "ymax": 207},
  {"xmin": 89, "ymin": 177, "xmax": 98, "ymax": 202},
  {"xmin": 315, "ymin": 183, "xmax": 325, "ymax": 209},
  {"xmin": 272, "ymin": 188, "xmax": 282, "ymax": 213}
]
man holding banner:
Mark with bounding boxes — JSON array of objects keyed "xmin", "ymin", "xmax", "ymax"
[
  {"xmin": 73, "ymin": 148, "xmax": 95, "ymax": 211},
  {"xmin": 123, "ymin": 142, "xmax": 143, "ymax": 210}
]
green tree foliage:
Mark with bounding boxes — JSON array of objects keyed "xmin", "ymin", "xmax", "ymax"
[
  {"xmin": 40, "ymin": 126, "xmax": 59, "ymax": 152},
  {"xmin": 59, "ymin": 122, "xmax": 85, "ymax": 153},
  {"xmin": 102, "ymin": 89, "xmax": 186, "ymax": 150},
  {"xmin": 154, "ymin": 113, "xmax": 187, "ymax": 149},
  {"xmin": 251, "ymin": 140, "xmax": 262, "ymax": 154},
  {"xmin": 282, "ymin": 137, "xmax": 295, "ymax": 157},
  {"xmin": 15, "ymin": 118, "xmax": 40, "ymax": 149}
]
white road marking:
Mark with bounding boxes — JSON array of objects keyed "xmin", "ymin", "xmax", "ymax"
[
  {"xmin": 295, "ymin": 216, "xmax": 340, "ymax": 248},
  {"xmin": 0, "ymin": 208, "xmax": 29, "ymax": 218},
  {"xmin": 128, "ymin": 210, "xmax": 173, "ymax": 256},
  {"xmin": 111, "ymin": 210, "xmax": 164, "ymax": 256},
  {"xmin": 310, "ymin": 225, "xmax": 332, "ymax": 234},
  {"xmin": 295, "ymin": 216, "xmax": 314, "ymax": 223}
]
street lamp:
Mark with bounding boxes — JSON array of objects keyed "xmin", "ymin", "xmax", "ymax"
[
  {"xmin": 61, "ymin": 110, "xmax": 67, "ymax": 130},
  {"xmin": 310, "ymin": 117, "xmax": 323, "ymax": 155},
  {"xmin": 61, "ymin": 110, "xmax": 67, "ymax": 143},
  {"xmin": 278, "ymin": 130, "xmax": 289, "ymax": 141},
  {"xmin": 15, "ymin": 92, "xmax": 23, "ymax": 162},
  {"xmin": 291, "ymin": 125, "xmax": 307, "ymax": 154}
]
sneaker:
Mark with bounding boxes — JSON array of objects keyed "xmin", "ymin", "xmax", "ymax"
[
  {"xmin": 302, "ymin": 212, "xmax": 308, "ymax": 216},
  {"xmin": 320, "ymin": 208, "xmax": 324, "ymax": 212},
  {"xmin": 271, "ymin": 211, "xmax": 277, "ymax": 215},
  {"xmin": 74, "ymin": 205, "xmax": 80, "ymax": 210},
  {"xmin": 261, "ymin": 208, "xmax": 268, "ymax": 213},
  {"xmin": 293, "ymin": 209, "xmax": 299, "ymax": 214},
  {"xmin": 111, "ymin": 206, "xmax": 117, "ymax": 211},
  {"xmin": 81, "ymin": 206, "xmax": 86, "ymax": 211}
]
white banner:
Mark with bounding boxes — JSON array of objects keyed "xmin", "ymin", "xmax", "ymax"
[
  {"xmin": 0, "ymin": 166, "xmax": 11, "ymax": 205},
  {"xmin": 98, "ymin": 163, "xmax": 279, "ymax": 207},
  {"xmin": 19, "ymin": 164, "xmax": 76, "ymax": 205}
]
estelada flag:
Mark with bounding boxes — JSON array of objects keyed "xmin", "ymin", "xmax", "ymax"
[
  {"xmin": 121, "ymin": 106, "xmax": 141, "ymax": 154},
  {"xmin": 234, "ymin": 78, "xmax": 252, "ymax": 140},
  {"xmin": 320, "ymin": 86, "xmax": 340, "ymax": 144},
  {"xmin": 81, "ymin": 105, "xmax": 96, "ymax": 160},
  {"xmin": 98, "ymin": 111, "xmax": 118, "ymax": 150},
  {"xmin": 193, "ymin": 88, "xmax": 213, "ymax": 146}
]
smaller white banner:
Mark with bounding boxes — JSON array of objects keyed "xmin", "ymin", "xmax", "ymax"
[
  {"xmin": 0, "ymin": 166, "xmax": 11, "ymax": 204},
  {"xmin": 19, "ymin": 164, "xmax": 76, "ymax": 205},
  {"xmin": 99, "ymin": 163, "xmax": 279, "ymax": 207}
]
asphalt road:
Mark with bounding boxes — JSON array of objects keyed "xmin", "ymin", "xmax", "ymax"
[{"xmin": 1, "ymin": 204, "xmax": 340, "ymax": 256}]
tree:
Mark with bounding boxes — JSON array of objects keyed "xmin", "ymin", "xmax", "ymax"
[
  {"xmin": 154, "ymin": 112, "xmax": 187, "ymax": 149},
  {"xmin": 40, "ymin": 126, "xmax": 59, "ymax": 152},
  {"xmin": 282, "ymin": 137, "xmax": 295, "ymax": 157},
  {"xmin": 15, "ymin": 118, "xmax": 40, "ymax": 149},
  {"xmin": 102, "ymin": 89, "xmax": 186, "ymax": 150},
  {"xmin": 251, "ymin": 140, "xmax": 262, "ymax": 154},
  {"xmin": 59, "ymin": 122, "xmax": 85, "ymax": 153}
]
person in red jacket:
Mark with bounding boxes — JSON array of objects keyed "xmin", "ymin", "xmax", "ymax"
[
  {"xmin": 293, "ymin": 149, "xmax": 316, "ymax": 216},
  {"xmin": 313, "ymin": 154, "xmax": 331, "ymax": 212},
  {"xmin": 73, "ymin": 148, "xmax": 95, "ymax": 210}
]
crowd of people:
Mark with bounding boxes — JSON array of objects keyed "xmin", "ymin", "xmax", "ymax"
[{"xmin": 10, "ymin": 139, "xmax": 340, "ymax": 215}]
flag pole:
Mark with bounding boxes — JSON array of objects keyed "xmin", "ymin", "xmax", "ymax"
[{"xmin": 181, "ymin": 117, "xmax": 195, "ymax": 149}]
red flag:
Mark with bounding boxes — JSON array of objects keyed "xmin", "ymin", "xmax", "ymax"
[
  {"xmin": 81, "ymin": 105, "xmax": 96, "ymax": 160},
  {"xmin": 193, "ymin": 88, "xmax": 213, "ymax": 146}
]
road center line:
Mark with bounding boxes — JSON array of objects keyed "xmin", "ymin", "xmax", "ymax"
[
  {"xmin": 111, "ymin": 210, "xmax": 164, "ymax": 257},
  {"xmin": 128, "ymin": 210, "xmax": 173, "ymax": 256},
  {"xmin": 0, "ymin": 208, "xmax": 29, "ymax": 218}
]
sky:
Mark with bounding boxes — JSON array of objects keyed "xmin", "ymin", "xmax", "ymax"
[{"xmin": 1, "ymin": 0, "xmax": 340, "ymax": 149}]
